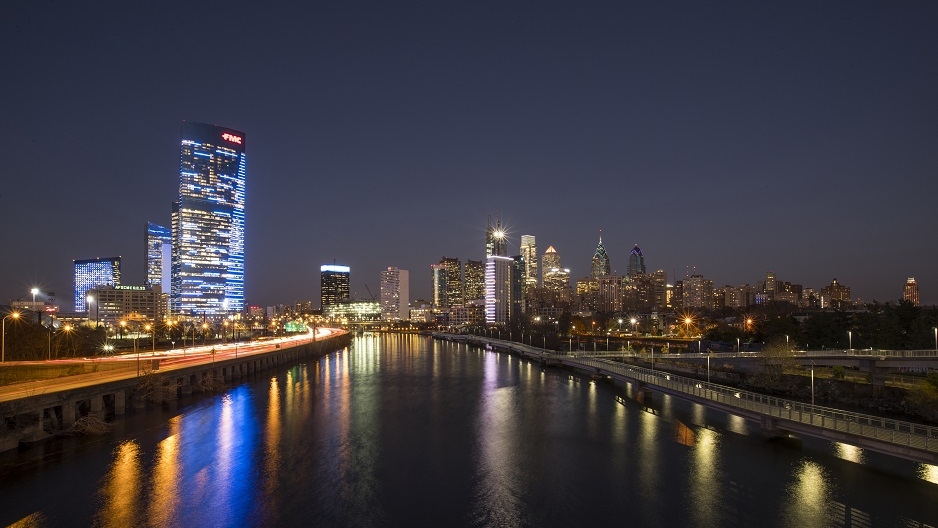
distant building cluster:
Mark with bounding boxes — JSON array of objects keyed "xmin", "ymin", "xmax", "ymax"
[{"xmin": 305, "ymin": 215, "xmax": 927, "ymax": 328}]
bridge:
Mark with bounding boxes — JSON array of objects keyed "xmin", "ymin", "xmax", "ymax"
[{"xmin": 437, "ymin": 334, "xmax": 938, "ymax": 466}]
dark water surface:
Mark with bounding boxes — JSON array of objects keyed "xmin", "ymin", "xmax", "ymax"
[{"xmin": 1, "ymin": 335, "xmax": 937, "ymax": 527}]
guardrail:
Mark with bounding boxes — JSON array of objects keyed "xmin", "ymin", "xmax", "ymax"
[{"xmin": 446, "ymin": 334, "xmax": 938, "ymax": 462}]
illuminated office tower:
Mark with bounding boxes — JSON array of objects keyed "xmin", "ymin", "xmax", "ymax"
[
  {"xmin": 903, "ymin": 278, "xmax": 920, "ymax": 306},
  {"xmin": 171, "ymin": 122, "xmax": 246, "ymax": 317},
  {"xmin": 464, "ymin": 259, "xmax": 485, "ymax": 301},
  {"xmin": 441, "ymin": 257, "xmax": 463, "ymax": 306},
  {"xmin": 321, "ymin": 265, "xmax": 351, "ymax": 310},
  {"xmin": 486, "ymin": 216, "xmax": 507, "ymax": 257},
  {"xmin": 74, "ymin": 257, "xmax": 121, "ymax": 312},
  {"xmin": 627, "ymin": 245, "xmax": 646, "ymax": 277},
  {"xmin": 520, "ymin": 235, "xmax": 537, "ymax": 291},
  {"xmin": 542, "ymin": 245, "xmax": 560, "ymax": 272},
  {"xmin": 145, "ymin": 222, "xmax": 171, "ymax": 288},
  {"xmin": 380, "ymin": 267, "xmax": 410, "ymax": 320},
  {"xmin": 591, "ymin": 237, "xmax": 610, "ymax": 278}
]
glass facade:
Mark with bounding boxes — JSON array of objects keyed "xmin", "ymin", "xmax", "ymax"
[
  {"xmin": 171, "ymin": 122, "xmax": 246, "ymax": 317},
  {"xmin": 74, "ymin": 257, "xmax": 121, "ymax": 312},
  {"xmin": 145, "ymin": 222, "xmax": 171, "ymax": 288}
]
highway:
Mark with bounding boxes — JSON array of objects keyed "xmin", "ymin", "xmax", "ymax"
[{"xmin": 0, "ymin": 328, "xmax": 343, "ymax": 403}]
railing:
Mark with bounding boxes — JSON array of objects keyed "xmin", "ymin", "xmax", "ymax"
[
  {"xmin": 452, "ymin": 335, "xmax": 938, "ymax": 456},
  {"xmin": 569, "ymin": 356, "xmax": 938, "ymax": 453}
]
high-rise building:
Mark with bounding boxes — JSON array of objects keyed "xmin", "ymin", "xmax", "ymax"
[
  {"xmin": 431, "ymin": 263, "xmax": 447, "ymax": 308},
  {"xmin": 171, "ymin": 122, "xmax": 246, "ymax": 317},
  {"xmin": 74, "ymin": 257, "xmax": 121, "ymax": 312},
  {"xmin": 85, "ymin": 285, "xmax": 161, "ymax": 326},
  {"xmin": 627, "ymin": 245, "xmax": 646, "ymax": 277},
  {"xmin": 440, "ymin": 257, "xmax": 463, "ymax": 307},
  {"xmin": 591, "ymin": 237, "xmax": 611, "ymax": 278},
  {"xmin": 764, "ymin": 271, "xmax": 777, "ymax": 295},
  {"xmin": 464, "ymin": 260, "xmax": 485, "ymax": 301},
  {"xmin": 542, "ymin": 245, "xmax": 561, "ymax": 273},
  {"xmin": 683, "ymin": 274, "xmax": 714, "ymax": 309},
  {"xmin": 145, "ymin": 222, "xmax": 171, "ymax": 288},
  {"xmin": 820, "ymin": 278, "xmax": 851, "ymax": 308},
  {"xmin": 510, "ymin": 255, "xmax": 525, "ymax": 318},
  {"xmin": 903, "ymin": 277, "xmax": 920, "ymax": 306},
  {"xmin": 651, "ymin": 269, "xmax": 668, "ymax": 309},
  {"xmin": 485, "ymin": 216, "xmax": 507, "ymax": 257},
  {"xmin": 485, "ymin": 255, "xmax": 513, "ymax": 324},
  {"xmin": 380, "ymin": 267, "xmax": 409, "ymax": 320},
  {"xmin": 321, "ymin": 265, "xmax": 351, "ymax": 310},
  {"xmin": 520, "ymin": 235, "xmax": 538, "ymax": 292},
  {"xmin": 543, "ymin": 267, "xmax": 571, "ymax": 292}
]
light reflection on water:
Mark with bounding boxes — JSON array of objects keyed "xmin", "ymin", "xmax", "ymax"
[
  {"xmin": 783, "ymin": 460, "xmax": 831, "ymax": 528},
  {"xmin": 1, "ymin": 335, "xmax": 937, "ymax": 527},
  {"xmin": 97, "ymin": 440, "xmax": 141, "ymax": 528}
]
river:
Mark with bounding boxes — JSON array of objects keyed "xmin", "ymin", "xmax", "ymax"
[{"xmin": 1, "ymin": 334, "xmax": 936, "ymax": 527}]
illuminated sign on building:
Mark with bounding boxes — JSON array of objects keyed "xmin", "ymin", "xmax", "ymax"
[{"xmin": 221, "ymin": 132, "xmax": 243, "ymax": 144}]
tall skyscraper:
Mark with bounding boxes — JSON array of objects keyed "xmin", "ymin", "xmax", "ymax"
[
  {"xmin": 591, "ymin": 237, "xmax": 610, "ymax": 278},
  {"xmin": 904, "ymin": 277, "xmax": 920, "ymax": 306},
  {"xmin": 627, "ymin": 245, "xmax": 646, "ymax": 277},
  {"xmin": 542, "ymin": 245, "xmax": 561, "ymax": 272},
  {"xmin": 431, "ymin": 263, "xmax": 447, "ymax": 308},
  {"xmin": 380, "ymin": 267, "xmax": 410, "ymax": 320},
  {"xmin": 464, "ymin": 259, "xmax": 485, "ymax": 301},
  {"xmin": 145, "ymin": 222, "xmax": 171, "ymax": 288},
  {"xmin": 485, "ymin": 216, "xmax": 507, "ymax": 257},
  {"xmin": 321, "ymin": 265, "xmax": 351, "ymax": 310},
  {"xmin": 520, "ymin": 235, "xmax": 538, "ymax": 291},
  {"xmin": 440, "ymin": 257, "xmax": 463, "ymax": 306},
  {"xmin": 74, "ymin": 257, "xmax": 121, "ymax": 312},
  {"xmin": 171, "ymin": 122, "xmax": 246, "ymax": 317},
  {"xmin": 542, "ymin": 246, "xmax": 569, "ymax": 292},
  {"xmin": 485, "ymin": 255, "xmax": 513, "ymax": 324}
]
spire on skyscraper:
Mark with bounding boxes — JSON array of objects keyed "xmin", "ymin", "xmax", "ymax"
[{"xmin": 591, "ymin": 236, "xmax": 610, "ymax": 278}]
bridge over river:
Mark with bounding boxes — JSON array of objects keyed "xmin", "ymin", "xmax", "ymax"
[{"xmin": 436, "ymin": 334, "xmax": 938, "ymax": 466}]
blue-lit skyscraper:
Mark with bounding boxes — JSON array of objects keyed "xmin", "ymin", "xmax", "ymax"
[
  {"xmin": 171, "ymin": 122, "xmax": 246, "ymax": 317},
  {"xmin": 74, "ymin": 257, "xmax": 121, "ymax": 312},
  {"xmin": 146, "ymin": 221, "xmax": 171, "ymax": 288}
]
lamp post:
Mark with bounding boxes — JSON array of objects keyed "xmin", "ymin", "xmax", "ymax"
[
  {"xmin": 737, "ymin": 337, "xmax": 740, "ymax": 354},
  {"xmin": 934, "ymin": 327, "xmax": 937, "ymax": 351},
  {"xmin": 2, "ymin": 311, "xmax": 22, "ymax": 362},
  {"xmin": 618, "ymin": 318, "xmax": 623, "ymax": 333},
  {"xmin": 87, "ymin": 295, "xmax": 98, "ymax": 328},
  {"xmin": 848, "ymin": 330, "xmax": 852, "ymax": 351},
  {"xmin": 631, "ymin": 317, "xmax": 637, "ymax": 335}
]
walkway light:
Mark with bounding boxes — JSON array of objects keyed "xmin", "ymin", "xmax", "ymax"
[{"xmin": 2, "ymin": 311, "xmax": 22, "ymax": 362}]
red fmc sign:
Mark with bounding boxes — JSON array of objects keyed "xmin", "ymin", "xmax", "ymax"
[{"xmin": 221, "ymin": 132, "xmax": 243, "ymax": 145}]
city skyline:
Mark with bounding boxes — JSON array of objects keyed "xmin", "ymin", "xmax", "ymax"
[{"xmin": 2, "ymin": 2, "xmax": 936, "ymax": 307}]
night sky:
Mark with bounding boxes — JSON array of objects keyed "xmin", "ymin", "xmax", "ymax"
[{"xmin": 2, "ymin": 1, "xmax": 936, "ymax": 308}]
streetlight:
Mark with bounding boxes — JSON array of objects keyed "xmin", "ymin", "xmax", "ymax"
[
  {"xmin": 87, "ymin": 295, "xmax": 98, "ymax": 328},
  {"xmin": 2, "ymin": 311, "xmax": 22, "ymax": 362},
  {"xmin": 630, "ymin": 318, "xmax": 637, "ymax": 335},
  {"xmin": 933, "ymin": 327, "xmax": 937, "ymax": 351},
  {"xmin": 737, "ymin": 337, "xmax": 740, "ymax": 354},
  {"xmin": 848, "ymin": 330, "xmax": 852, "ymax": 351}
]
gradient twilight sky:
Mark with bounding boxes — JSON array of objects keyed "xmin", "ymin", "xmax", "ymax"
[{"xmin": 2, "ymin": 1, "xmax": 936, "ymax": 309}]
